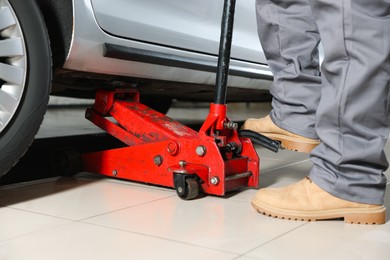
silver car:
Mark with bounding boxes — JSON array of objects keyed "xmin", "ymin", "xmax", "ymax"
[{"xmin": 0, "ymin": 0, "xmax": 272, "ymax": 177}]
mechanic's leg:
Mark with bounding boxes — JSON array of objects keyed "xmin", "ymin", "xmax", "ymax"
[
  {"xmin": 252, "ymin": 0, "xmax": 389, "ymax": 224},
  {"xmin": 243, "ymin": 0, "xmax": 321, "ymax": 152},
  {"xmin": 309, "ymin": 0, "xmax": 390, "ymax": 205}
]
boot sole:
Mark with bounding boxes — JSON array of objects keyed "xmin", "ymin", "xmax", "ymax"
[
  {"xmin": 252, "ymin": 200, "xmax": 386, "ymax": 224},
  {"xmin": 261, "ymin": 133, "xmax": 320, "ymax": 153}
]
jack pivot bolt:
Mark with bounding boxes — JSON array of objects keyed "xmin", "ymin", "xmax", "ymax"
[
  {"xmin": 153, "ymin": 155, "xmax": 163, "ymax": 166},
  {"xmin": 226, "ymin": 142, "xmax": 238, "ymax": 152},
  {"xmin": 196, "ymin": 145, "xmax": 207, "ymax": 157},
  {"xmin": 224, "ymin": 121, "xmax": 238, "ymax": 130},
  {"xmin": 179, "ymin": 160, "xmax": 186, "ymax": 167},
  {"xmin": 210, "ymin": 177, "xmax": 220, "ymax": 185},
  {"xmin": 167, "ymin": 142, "xmax": 179, "ymax": 155}
]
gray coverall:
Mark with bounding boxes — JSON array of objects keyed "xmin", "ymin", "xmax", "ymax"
[{"xmin": 256, "ymin": 0, "xmax": 390, "ymax": 204}]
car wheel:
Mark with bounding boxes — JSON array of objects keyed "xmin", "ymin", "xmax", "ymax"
[{"xmin": 0, "ymin": 0, "xmax": 52, "ymax": 177}]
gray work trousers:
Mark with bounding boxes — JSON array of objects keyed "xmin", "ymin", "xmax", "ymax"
[{"xmin": 256, "ymin": 0, "xmax": 390, "ymax": 204}]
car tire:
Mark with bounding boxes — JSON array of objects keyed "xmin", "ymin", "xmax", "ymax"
[{"xmin": 0, "ymin": 0, "xmax": 52, "ymax": 177}]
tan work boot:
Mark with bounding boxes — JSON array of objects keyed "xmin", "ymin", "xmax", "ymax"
[
  {"xmin": 252, "ymin": 177, "xmax": 386, "ymax": 224},
  {"xmin": 242, "ymin": 115, "xmax": 320, "ymax": 153}
]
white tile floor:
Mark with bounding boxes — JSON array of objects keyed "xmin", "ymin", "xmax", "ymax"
[{"xmin": 1, "ymin": 101, "xmax": 390, "ymax": 259}]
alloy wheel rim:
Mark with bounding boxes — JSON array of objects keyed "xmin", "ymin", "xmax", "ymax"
[{"xmin": 0, "ymin": 0, "xmax": 27, "ymax": 133}]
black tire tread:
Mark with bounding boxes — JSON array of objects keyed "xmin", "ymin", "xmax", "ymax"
[{"xmin": 0, "ymin": 0, "xmax": 52, "ymax": 177}]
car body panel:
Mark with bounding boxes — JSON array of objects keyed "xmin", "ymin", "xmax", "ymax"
[
  {"xmin": 63, "ymin": 0, "xmax": 272, "ymax": 90},
  {"xmin": 89, "ymin": 0, "xmax": 266, "ymax": 64}
]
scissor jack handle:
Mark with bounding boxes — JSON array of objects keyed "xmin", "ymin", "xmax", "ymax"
[
  {"xmin": 203, "ymin": 0, "xmax": 279, "ymax": 152},
  {"xmin": 214, "ymin": 0, "xmax": 235, "ymax": 106}
]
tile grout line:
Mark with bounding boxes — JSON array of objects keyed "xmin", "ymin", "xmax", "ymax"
[
  {"xmin": 1, "ymin": 194, "xmax": 176, "ymax": 223},
  {"xmin": 78, "ymin": 195, "xmax": 255, "ymax": 223},
  {"xmin": 77, "ymin": 194, "xmax": 177, "ymax": 222},
  {"xmin": 260, "ymin": 159, "xmax": 311, "ymax": 174},
  {"xmin": 2, "ymin": 205, "xmax": 77, "ymax": 221},
  {"xmin": 1, "ymin": 196, "xmax": 262, "ymax": 257},
  {"xmin": 0, "ymin": 216, "xmax": 74, "ymax": 244},
  {"xmin": 78, "ymin": 220, "xmax": 241, "ymax": 257},
  {"xmin": 77, "ymin": 198, "xmax": 260, "ymax": 256},
  {"xmin": 231, "ymin": 222, "xmax": 309, "ymax": 259}
]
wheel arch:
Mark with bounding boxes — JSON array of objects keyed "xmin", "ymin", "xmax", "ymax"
[{"xmin": 35, "ymin": 0, "xmax": 74, "ymax": 68}]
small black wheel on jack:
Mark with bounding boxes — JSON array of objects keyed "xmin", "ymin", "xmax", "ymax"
[
  {"xmin": 51, "ymin": 148, "xmax": 82, "ymax": 176},
  {"xmin": 173, "ymin": 173, "xmax": 200, "ymax": 200}
]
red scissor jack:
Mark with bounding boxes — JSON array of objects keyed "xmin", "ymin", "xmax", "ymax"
[
  {"xmin": 81, "ymin": 0, "xmax": 279, "ymax": 199},
  {"xmin": 83, "ymin": 89, "xmax": 262, "ymax": 199}
]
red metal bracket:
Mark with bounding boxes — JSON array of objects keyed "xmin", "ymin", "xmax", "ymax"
[{"xmin": 82, "ymin": 89, "xmax": 259, "ymax": 198}]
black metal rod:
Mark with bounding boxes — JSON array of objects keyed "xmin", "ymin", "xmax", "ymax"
[{"xmin": 214, "ymin": 0, "xmax": 236, "ymax": 105}]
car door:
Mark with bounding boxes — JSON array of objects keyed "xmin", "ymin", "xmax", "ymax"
[{"xmin": 90, "ymin": 0, "xmax": 266, "ymax": 64}]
